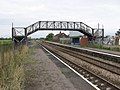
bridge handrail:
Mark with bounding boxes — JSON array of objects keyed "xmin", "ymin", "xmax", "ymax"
[
  {"xmin": 25, "ymin": 21, "xmax": 94, "ymax": 37},
  {"xmin": 26, "ymin": 21, "xmax": 93, "ymax": 29}
]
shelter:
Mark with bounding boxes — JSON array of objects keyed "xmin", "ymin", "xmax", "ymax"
[{"xmin": 69, "ymin": 31, "xmax": 83, "ymax": 45}]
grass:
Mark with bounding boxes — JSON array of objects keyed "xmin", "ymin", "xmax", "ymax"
[
  {"xmin": 0, "ymin": 44, "xmax": 29, "ymax": 90},
  {"xmin": 88, "ymin": 43, "xmax": 120, "ymax": 52},
  {"xmin": 0, "ymin": 40, "xmax": 12, "ymax": 45}
]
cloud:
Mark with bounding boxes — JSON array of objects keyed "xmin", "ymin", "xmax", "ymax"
[
  {"xmin": 0, "ymin": 0, "xmax": 47, "ymax": 17},
  {"xmin": 0, "ymin": 0, "xmax": 120, "ymax": 37}
]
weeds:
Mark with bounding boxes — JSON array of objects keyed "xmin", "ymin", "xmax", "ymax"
[
  {"xmin": 88, "ymin": 43, "xmax": 120, "ymax": 52},
  {"xmin": 0, "ymin": 44, "xmax": 29, "ymax": 90}
]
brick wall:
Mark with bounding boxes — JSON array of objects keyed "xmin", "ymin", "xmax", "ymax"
[{"xmin": 80, "ymin": 37, "xmax": 88, "ymax": 46}]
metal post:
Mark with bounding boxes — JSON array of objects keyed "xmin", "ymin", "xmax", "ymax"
[
  {"xmin": 12, "ymin": 23, "xmax": 15, "ymax": 47},
  {"xmin": 39, "ymin": 21, "xmax": 41, "ymax": 29},
  {"xmin": 25, "ymin": 28, "xmax": 27, "ymax": 45},
  {"xmin": 92, "ymin": 29, "xmax": 94, "ymax": 36},
  {"xmin": 60, "ymin": 22, "xmax": 62, "ymax": 28},
  {"xmin": 46, "ymin": 21, "xmax": 48, "ymax": 29},
  {"xmin": 102, "ymin": 29, "xmax": 104, "ymax": 44},
  {"xmin": 73, "ymin": 22, "xmax": 75, "ymax": 29},
  {"xmin": 80, "ymin": 22, "xmax": 82, "ymax": 29},
  {"xmin": 53, "ymin": 21, "xmax": 55, "ymax": 29},
  {"xmin": 12, "ymin": 23, "xmax": 14, "ymax": 41},
  {"xmin": 12, "ymin": 27, "xmax": 14, "ymax": 41}
]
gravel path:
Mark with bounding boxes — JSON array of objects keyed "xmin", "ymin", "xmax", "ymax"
[{"xmin": 24, "ymin": 47, "xmax": 76, "ymax": 90}]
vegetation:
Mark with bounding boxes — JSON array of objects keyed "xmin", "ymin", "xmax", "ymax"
[
  {"xmin": 115, "ymin": 29, "xmax": 120, "ymax": 36},
  {"xmin": 45, "ymin": 33, "xmax": 54, "ymax": 41},
  {"xmin": 0, "ymin": 44, "xmax": 29, "ymax": 90},
  {"xmin": 0, "ymin": 40, "xmax": 12, "ymax": 45},
  {"xmin": 88, "ymin": 43, "xmax": 120, "ymax": 52},
  {"xmin": 0, "ymin": 38, "xmax": 11, "ymax": 40}
]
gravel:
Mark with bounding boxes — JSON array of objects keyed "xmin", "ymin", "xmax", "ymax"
[
  {"xmin": 24, "ymin": 47, "xmax": 76, "ymax": 90},
  {"xmin": 44, "ymin": 44, "xmax": 120, "ymax": 88}
]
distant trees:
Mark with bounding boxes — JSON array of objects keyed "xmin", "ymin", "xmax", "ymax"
[
  {"xmin": 0, "ymin": 37, "xmax": 12, "ymax": 40},
  {"xmin": 45, "ymin": 33, "xmax": 54, "ymax": 41},
  {"xmin": 115, "ymin": 29, "xmax": 120, "ymax": 36}
]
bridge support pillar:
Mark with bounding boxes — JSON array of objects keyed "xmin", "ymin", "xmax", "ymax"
[
  {"xmin": 25, "ymin": 28, "xmax": 28, "ymax": 45},
  {"xmin": 12, "ymin": 26, "xmax": 27, "ymax": 46},
  {"xmin": 102, "ymin": 29, "xmax": 104, "ymax": 44}
]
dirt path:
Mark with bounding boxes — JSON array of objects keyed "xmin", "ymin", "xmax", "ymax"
[{"xmin": 24, "ymin": 47, "xmax": 76, "ymax": 90}]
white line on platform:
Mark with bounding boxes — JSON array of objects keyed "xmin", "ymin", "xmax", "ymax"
[{"xmin": 42, "ymin": 46, "xmax": 100, "ymax": 90}]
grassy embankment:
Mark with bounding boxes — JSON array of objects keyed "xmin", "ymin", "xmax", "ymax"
[{"xmin": 0, "ymin": 40, "xmax": 31, "ymax": 90}]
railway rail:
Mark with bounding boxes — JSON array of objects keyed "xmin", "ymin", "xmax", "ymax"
[
  {"xmin": 41, "ymin": 44, "xmax": 120, "ymax": 90},
  {"xmin": 44, "ymin": 41, "xmax": 120, "ymax": 63},
  {"xmin": 44, "ymin": 42, "xmax": 120, "ymax": 75},
  {"xmin": 40, "ymin": 41, "xmax": 120, "ymax": 90}
]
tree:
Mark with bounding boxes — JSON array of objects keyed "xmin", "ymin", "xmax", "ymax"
[
  {"xmin": 45, "ymin": 33, "xmax": 54, "ymax": 41},
  {"xmin": 116, "ymin": 29, "xmax": 120, "ymax": 36}
]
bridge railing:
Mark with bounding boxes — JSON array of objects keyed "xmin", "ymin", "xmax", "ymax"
[
  {"xmin": 26, "ymin": 21, "xmax": 94, "ymax": 37},
  {"xmin": 12, "ymin": 27, "xmax": 25, "ymax": 37}
]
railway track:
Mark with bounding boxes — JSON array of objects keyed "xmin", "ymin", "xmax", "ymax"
[
  {"xmin": 45, "ymin": 41, "xmax": 120, "ymax": 63},
  {"xmin": 40, "ymin": 41, "xmax": 120, "ymax": 90},
  {"xmin": 45, "ymin": 42, "xmax": 120, "ymax": 75}
]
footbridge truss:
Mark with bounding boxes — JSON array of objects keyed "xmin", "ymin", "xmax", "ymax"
[{"xmin": 12, "ymin": 21, "xmax": 97, "ymax": 44}]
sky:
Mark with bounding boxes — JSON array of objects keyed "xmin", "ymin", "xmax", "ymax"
[{"xmin": 0, "ymin": 0, "xmax": 120, "ymax": 38}]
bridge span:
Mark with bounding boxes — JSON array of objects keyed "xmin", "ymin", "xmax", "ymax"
[{"xmin": 12, "ymin": 21, "xmax": 101, "ymax": 44}]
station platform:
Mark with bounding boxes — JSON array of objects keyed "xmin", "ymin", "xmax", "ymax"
[{"xmin": 24, "ymin": 46, "xmax": 76, "ymax": 90}]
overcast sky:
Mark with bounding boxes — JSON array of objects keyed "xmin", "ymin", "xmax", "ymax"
[{"xmin": 0, "ymin": 0, "xmax": 120, "ymax": 38}]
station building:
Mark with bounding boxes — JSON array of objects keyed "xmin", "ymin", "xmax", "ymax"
[{"xmin": 52, "ymin": 31, "xmax": 70, "ymax": 44}]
